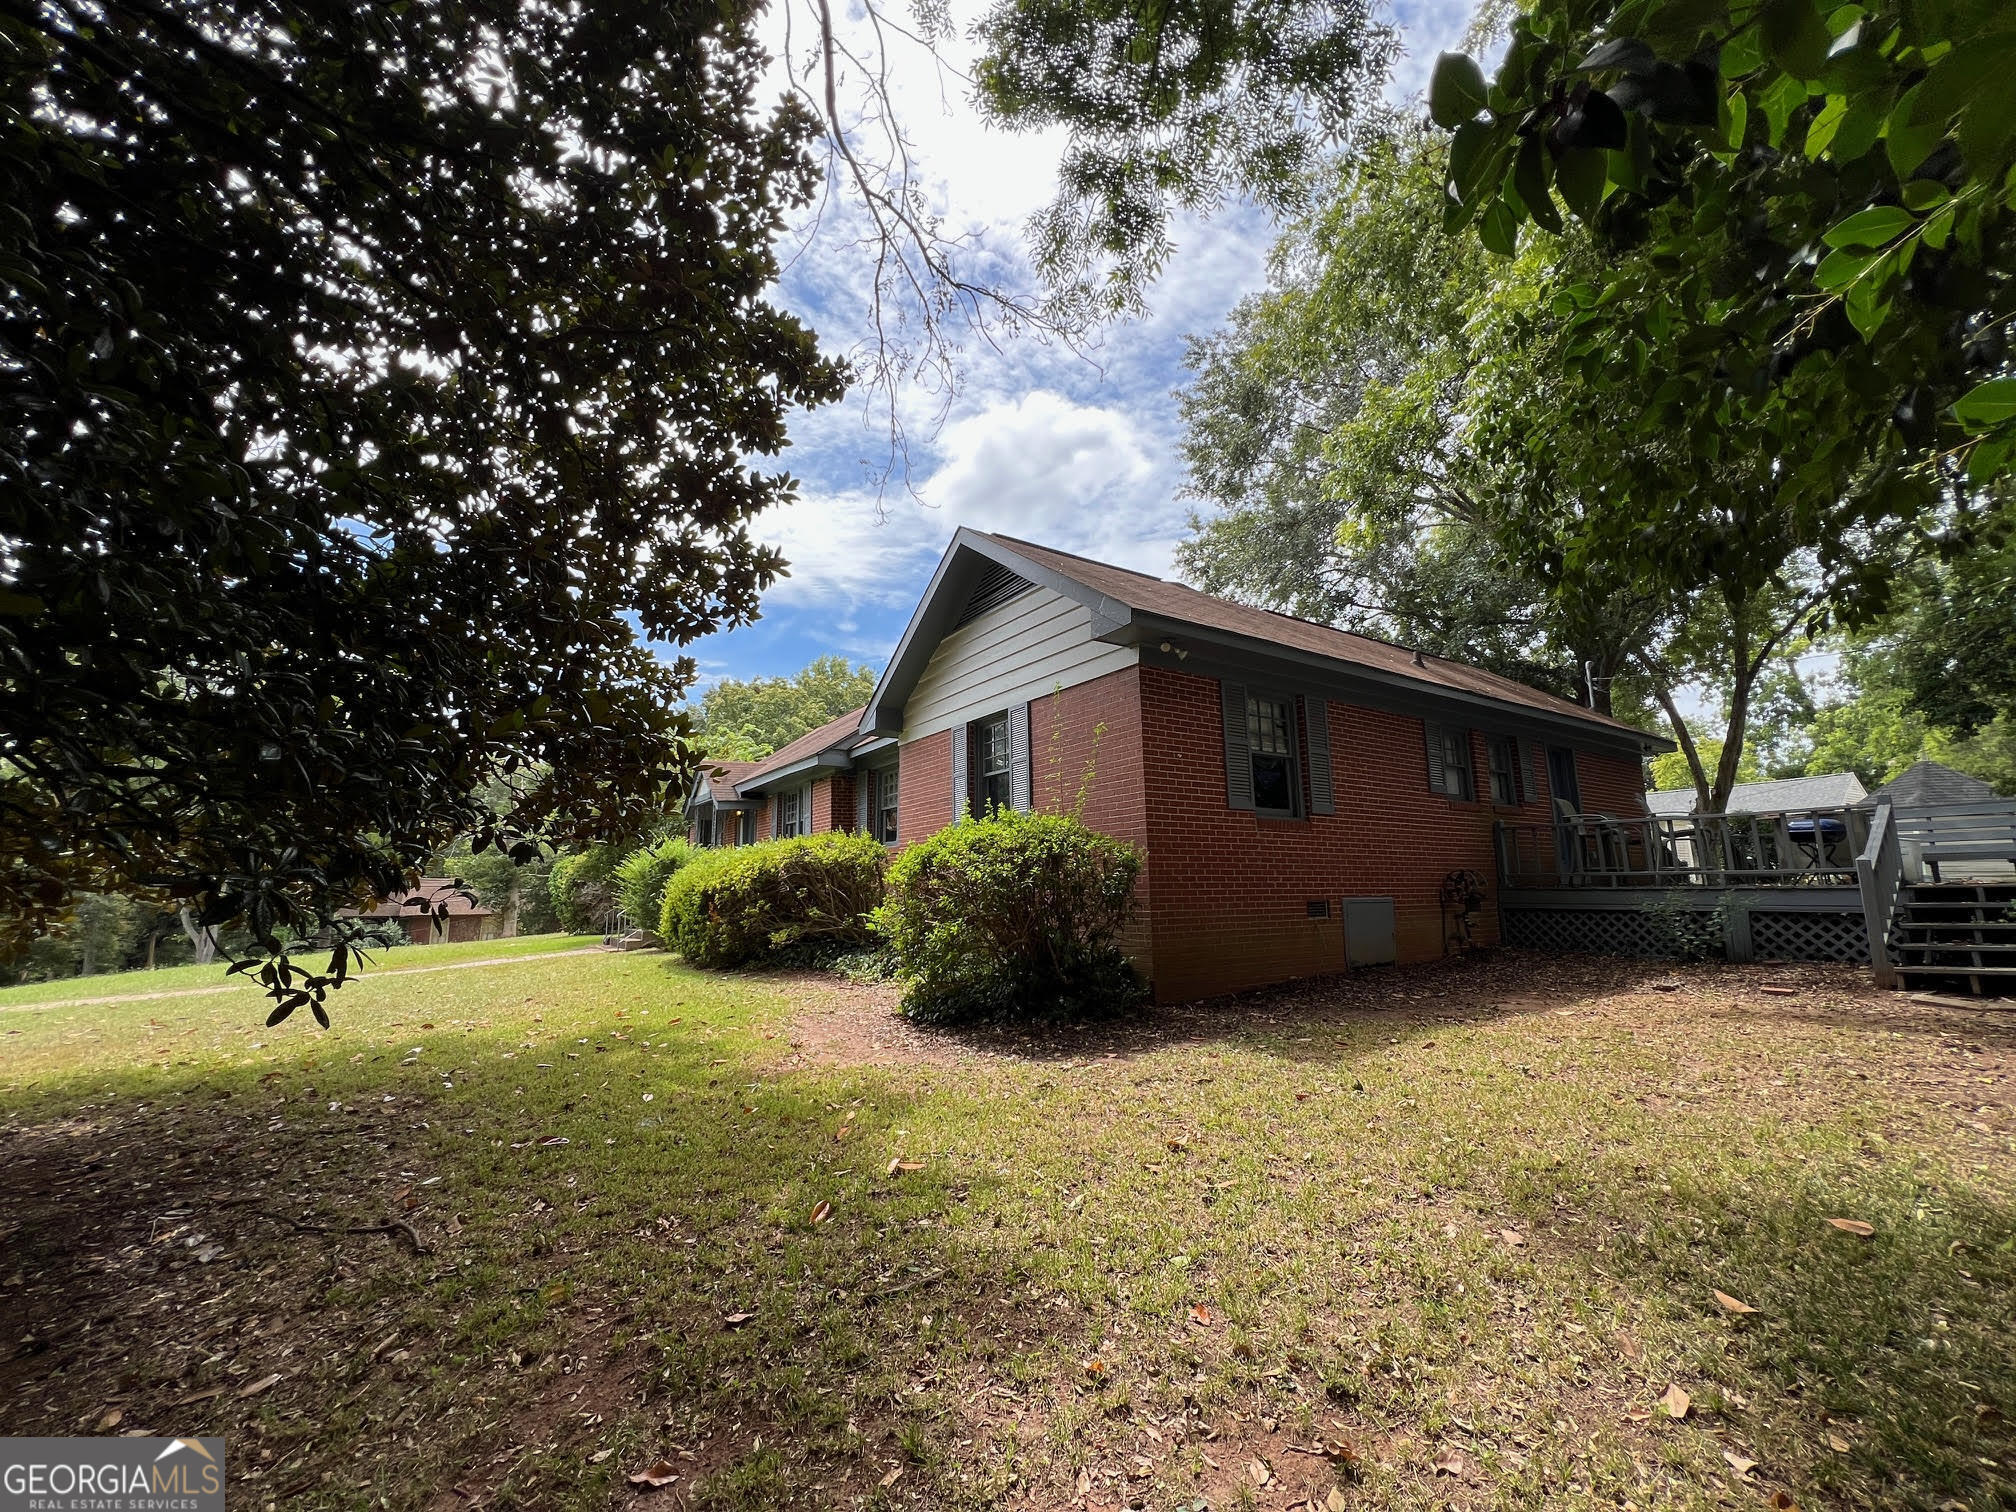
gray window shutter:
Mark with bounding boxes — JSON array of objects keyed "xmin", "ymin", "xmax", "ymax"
[
  {"xmin": 1303, "ymin": 696, "xmax": 1334, "ymax": 815},
  {"xmin": 1520, "ymin": 740, "xmax": 1536, "ymax": 804},
  {"xmin": 1423, "ymin": 721, "xmax": 1446, "ymax": 795},
  {"xmin": 1221, "ymin": 681, "xmax": 1254, "ymax": 810},
  {"xmin": 1009, "ymin": 703, "xmax": 1032, "ymax": 812},
  {"xmin": 855, "ymin": 772, "xmax": 870, "ymax": 831},
  {"xmin": 950, "ymin": 722, "xmax": 969, "ymax": 823}
]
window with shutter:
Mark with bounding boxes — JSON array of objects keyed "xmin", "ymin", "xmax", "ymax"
[
  {"xmin": 950, "ymin": 723, "xmax": 968, "ymax": 823},
  {"xmin": 972, "ymin": 712, "xmax": 1012, "ymax": 816},
  {"xmin": 1246, "ymin": 693, "xmax": 1300, "ymax": 817},
  {"xmin": 1487, "ymin": 734, "xmax": 1522, "ymax": 805},
  {"xmin": 1424, "ymin": 722, "xmax": 1474, "ymax": 799},
  {"xmin": 876, "ymin": 766, "xmax": 899, "ymax": 842},
  {"xmin": 1303, "ymin": 697, "xmax": 1334, "ymax": 814},
  {"xmin": 1221, "ymin": 681, "xmax": 1254, "ymax": 810},
  {"xmin": 1009, "ymin": 703, "xmax": 1032, "ymax": 812}
]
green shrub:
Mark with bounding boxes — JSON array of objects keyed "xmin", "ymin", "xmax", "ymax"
[
  {"xmin": 548, "ymin": 846, "xmax": 621, "ymax": 934},
  {"xmin": 660, "ymin": 832, "xmax": 885, "ymax": 968},
  {"xmin": 614, "ymin": 836, "xmax": 693, "ymax": 938},
  {"xmin": 875, "ymin": 809, "xmax": 1145, "ymax": 1024}
]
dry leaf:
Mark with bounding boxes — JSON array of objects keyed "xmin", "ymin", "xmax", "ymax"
[
  {"xmin": 1431, "ymin": 1447, "xmax": 1466, "ymax": 1477},
  {"xmin": 1082, "ymin": 1358, "xmax": 1106, "ymax": 1381},
  {"xmin": 1501, "ymin": 1228, "xmax": 1525, "ymax": 1247},
  {"xmin": 1658, "ymin": 1384, "xmax": 1691, "ymax": 1419},
  {"xmin": 238, "ymin": 1372, "xmax": 282, "ymax": 1398},
  {"xmin": 886, "ymin": 1158, "xmax": 924, "ymax": 1175},
  {"xmin": 1722, "ymin": 1450, "xmax": 1758, "ymax": 1478},
  {"xmin": 879, "ymin": 1467, "xmax": 904, "ymax": 1489},
  {"xmin": 722, "ymin": 1312, "xmax": 754, "ymax": 1328},
  {"xmin": 1768, "ymin": 1493, "xmax": 1798, "ymax": 1510},
  {"xmin": 1713, "ymin": 1290, "xmax": 1759, "ymax": 1315},
  {"xmin": 1826, "ymin": 1217, "xmax": 1875, "ymax": 1237},
  {"xmin": 1167, "ymin": 1137, "xmax": 1189, "ymax": 1152},
  {"xmin": 626, "ymin": 1459, "xmax": 679, "ymax": 1489},
  {"xmin": 1247, "ymin": 1456, "xmax": 1272, "ymax": 1486},
  {"xmin": 834, "ymin": 1124, "xmax": 849, "ymax": 1142},
  {"xmin": 1075, "ymin": 1467, "xmax": 1091, "ymax": 1497},
  {"xmin": 1324, "ymin": 1437, "xmax": 1361, "ymax": 1469},
  {"xmin": 809, "ymin": 1200, "xmax": 832, "ymax": 1225},
  {"xmin": 1826, "ymin": 1432, "xmax": 1850, "ymax": 1452},
  {"xmin": 589, "ymin": 1449, "xmax": 613, "ymax": 1464},
  {"xmin": 1759, "ymin": 986, "xmax": 1798, "ymax": 997},
  {"xmin": 1189, "ymin": 1303, "xmax": 1214, "ymax": 1327},
  {"xmin": 1327, "ymin": 1491, "xmax": 1349, "ymax": 1512},
  {"xmin": 94, "ymin": 1408, "xmax": 122, "ymax": 1432}
]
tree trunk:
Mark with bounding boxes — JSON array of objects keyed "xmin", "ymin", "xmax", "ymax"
[{"xmin": 179, "ymin": 908, "xmax": 218, "ymax": 965}]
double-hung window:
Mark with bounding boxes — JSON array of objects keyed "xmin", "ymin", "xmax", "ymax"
[
  {"xmin": 777, "ymin": 787, "xmax": 804, "ymax": 837},
  {"xmin": 1246, "ymin": 694, "xmax": 1300, "ymax": 817},
  {"xmin": 1487, "ymin": 735, "xmax": 1522, "ymax": 805},
  {"xmin": 1426, "ymin": 723, "xmax": 1474, "ymax": 800},
  {"xmin": 972, "ymin": 713, "xmax": 1012, "ymax": 816},
  {"xmin": 873, "ymin": 767, "xmax": 899, "ymax": 842}
]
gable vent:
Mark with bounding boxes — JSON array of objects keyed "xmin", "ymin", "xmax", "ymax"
[{"xmin": 954, "ymin": 560, "xmax": 1035, "ymax": 628}]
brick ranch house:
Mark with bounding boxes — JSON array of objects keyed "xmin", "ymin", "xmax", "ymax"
[{"xmin": 686, "ymin": 530, "xmax": 1671, "ymax": 1003}]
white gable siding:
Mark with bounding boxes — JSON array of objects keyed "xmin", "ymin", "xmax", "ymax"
[{"xmin": 902, "ymin": 584, "xmax": 1137, "ymax": 740}]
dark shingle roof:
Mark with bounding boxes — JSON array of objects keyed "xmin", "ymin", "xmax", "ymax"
[
  {"xmin": 1863, "ymin": 760, "xmax": 1999, "ymax": 807},
  {"xmin": 984, "ymin": 534, "xmax": 1653, "ymax": 741},
  {"xmin": 1646, "ymin": 772, "xmax": 1867, "ymax": 816},
  {"xmin": 736, "ymin": 705, "xmax": 869, "ymax": 787},
  {"xmin": 696, "ymin": 760, "xmax": 760, "ymax": 802}
]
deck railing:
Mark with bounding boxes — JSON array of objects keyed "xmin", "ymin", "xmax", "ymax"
[
  {"xmin": 1854, "ymin": 800, "xmax": 1903, "ymax": 988},
  {"xmin": 1496, "ymin": 806, "xmax": 1873, "ymax": 890}
]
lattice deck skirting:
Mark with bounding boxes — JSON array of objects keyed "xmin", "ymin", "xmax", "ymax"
[
  {"xmin": 1503, "ymin": 905, "xmax": 1868, "ymax": 963},
  {"xmin": 1748, "ymin": 909, "xmax": 1870, "ymax": 963}
]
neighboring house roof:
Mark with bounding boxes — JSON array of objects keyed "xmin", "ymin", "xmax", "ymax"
[
  {"xmin": 349, "ymin": 878, "xmax": 493, "ymax": 920},
  {"xmin": 861, "ymin": 529, "xmax": 1672, "ymax": 752},
  {"xmin": 1646, "ymin": 771, "xmax": 1868, "ymax": 816},
  {"xmin": 1862, "ymin": 759, "xmax": 1999, "ymax": 807},
  {"xmin": 730, "ymin": 705, "xmax": 871, "ymax": 796}
]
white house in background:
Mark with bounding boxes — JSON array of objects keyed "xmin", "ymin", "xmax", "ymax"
[{"xmin": 1646, "ymin": 771, "xmax": 1867, "ymax": 817}]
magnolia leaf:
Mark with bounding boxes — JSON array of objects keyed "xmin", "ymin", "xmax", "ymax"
[
  {"xmin": 1826, "ymin": 1216, "xmax": 1875, "ymax": 1236},
  {"xmin": 1480, "ymin": 197, "xmax": 1519, "ymax": 256},
  {"xmin": 1953, "ymin": 377, "xmax": 2016, "ymax": 431},
  {"xmin": 1429, "ymin": 52, "xmax": 1490, "ymax": 129},
  {"xmin": 1714, "ymin": 1289, "xmax": 1759, "ymax": 1314},
  {"xmin": 810, "ymin": 1199, "xmax": 833, "ymax": 1224},
  {"xmin": 1901, "ymin": 179, "xmax": 1951, "ymax": 212},
  {"xmin": 722, "ymin": 1311, "xmax": 755, "ymax": 1327},
  {"xmin": 1826, "ymin": 1431, "xmax": 1851, "ymax": 1452},
  {"xmin": 1556, "ymin": 146, "xmax": 1608, "ymax": 220},
  {"xmin": 627, "ymin": 1458, "xmax": 680, "ymax": 1489},
  {"xmin": 1823, "ymin": 205, "xmax": 1913, "ymax": 248},
  {"xmin": 1431, "ymin": 1447, "xmax": 1467, "ymax": 1476},
  {"xmin": 1762, "ymin": 0, "xmax": 1833, "ymax": 76},
  {"xmin": 1723, "ymin": 1450, "xmax": 1760, "ymax": 1478},
  {"xmin": 1658, "ymin": 1383, "xmax": 1692, "ymax": 1418}
]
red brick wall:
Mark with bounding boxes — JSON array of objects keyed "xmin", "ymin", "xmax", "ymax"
[
  {"xmin": 1135, "ymin": 666, "xmax": 1646, "ymax": 1003},
  {"xmin": 1566, "ymin": 746, "xmax": 1650, "ymax": 816},
  {"xmin": 897, "ymin": 729, "xmax": 952, "ymax": 845},
  {"xmin": 753, "ymin": 796, "xmax": 773, "ymax": 843},
  {"xmin": 808, "ymin": 774, "xmax": 859, "ymax": 834}
]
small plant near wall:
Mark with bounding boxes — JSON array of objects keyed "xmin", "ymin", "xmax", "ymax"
[
  {"xmin": 1640, "ymin": 890, "xmax": 1734, "ymax": 964},
  {"xmin": 1439, "ymin": 869, "xmax": 1489, "ymax": 954},
  {"xmin": 877, "ymin": 809, "xmax": 1145, "ymax": 1025}
]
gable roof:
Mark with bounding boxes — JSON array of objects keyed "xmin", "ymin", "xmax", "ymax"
[
  {"xmin": 1646, "ymin": 771, "xmax": 1867, "ymax": 816},
  {"xmin": 861, "ymin": 529, "xmax": 1670, "ymax": 752},
  {"xmin": 693, "ymin": 759, "xmax": 759, "ymax": 805},
  {"xmin": 1863, "ymin": 759, "xmax": 1999, "ymax": 807}
]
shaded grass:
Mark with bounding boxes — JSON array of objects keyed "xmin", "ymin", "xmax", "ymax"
[{"xmin": 1, "ymin": 952, "xmax": 2012, "ymax": 1511}]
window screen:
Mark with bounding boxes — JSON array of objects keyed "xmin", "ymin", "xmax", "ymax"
[
  {"xmin": 1247, "ymin": 694, "xmax": 1299, "ymax": 816},
  {"xmin": 973, "ymin": 714, "xmax": 1012, "ymax": 816}
]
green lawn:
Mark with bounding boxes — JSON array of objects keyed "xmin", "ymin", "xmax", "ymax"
[
  {"xmin": 1, "ymin": 950, "xmax": 2010, "ymax": 1512},
  {"xmin": 0, "ymin": 932, "xmax": 591, "ymax": 1010}
]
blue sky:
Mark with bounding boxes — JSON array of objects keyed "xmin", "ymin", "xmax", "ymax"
[{"xmin": 677, "ymin": 0, "xmax": 1480, "ymax": 699}]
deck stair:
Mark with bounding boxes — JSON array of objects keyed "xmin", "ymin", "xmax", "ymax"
[{"xmin": 1890, "ymin": 882, "xmax": 2016, "ymax": 998}]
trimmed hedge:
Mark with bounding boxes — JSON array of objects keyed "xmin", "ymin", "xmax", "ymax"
[
  {"xmin": 548, "ymin": 846, "xmax": 620, "ymax": 934},
  {"xmin": 875, "ymin": 809, "xmax": 1145, "ymax": 1024},
  {"xmin": 614, "ymin": 836, "xmax": 693, "ymax": 938},
  {"xmin": 660, "ymin": 832, "xmax": 885, "ymax": 968}
]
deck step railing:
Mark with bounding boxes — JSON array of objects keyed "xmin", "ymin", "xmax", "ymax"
[{"xmin": 1497, "ymin": 806, "xmax": 1871, "ymax": 890}]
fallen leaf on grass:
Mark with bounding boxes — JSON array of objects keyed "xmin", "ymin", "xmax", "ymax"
[
  {"xmin": 809, "ymin": 1200, "xmax": 832, "ymax": 1225},
  {"xmin": 1657, "ymin": 1384, "xmax": 1691, "ymax": 1419},
  {"xmin": 1768, "ymin": 1493, "xmax": 1798, "ymax": 1510},
  {"xmin": 886, "ymin": 1157, "xmax": 924, "ymax": 1175},
  {"xmin": 1430, "ymin": 1447, "xmax": 1466, "ymax": 1477},
  {"xmin": 1826, "ymin": 1217, "xmax": 1875, "ymax": 1237},
  {"xmin": 722, "ymin": 1312, "xmax": 755, "ymax": 1328},
  {"xmin": 1713, "ymin": 1290, "xmax": 1759, "ymax": 1314},
  {"xmin": 879, "ymin": 1467, "xmax": 903, "ymax": 1489},
  {"xmin": 1759, "ymin": 986, "xmax": 1798, "ymax": 997},
  {"xmin": 172, "ymin": 1387, "xmax": 225, "ymax": 1406},
  {"xmin": 1188, "ymin": 1303, "xmax": 1214, "ymax": 1327},
  {"xmin": 1826, "ymin": 1432, "xmax": 1850, "ymax": 1452},
  {"xmin": 1722, "ymin": 1450, "xmax": 1758, "ymax": 1478},
  {"xmin": 626, "ymin": 1459, "xmax": 679, "ymax": 1489},
  {"xmin": 589, "ymin": 1449, "xmax": 613, "ymax": 1464},
  {"xmin": 1247, "ymin": 1456, "xmax": 1272, "ymax": 1486},
  {"xmin": 94, "ymin": 1409, "xmax": 122, "ymax": 1432},
  {"xmin": 238, "ymin": 1373, "xmax": 282, "ymax": 1398},
  {"xmin": 1326, "ymin": 1491, "xmax": 1349, "ymax": 1512},
  {"xmin": 1082, "ymin": 1358, "xmax": 1107, "ymax": 1382},
  {"xmin": 1500, "ymin": 1229, "xmax": 1525, "ymax": 1247},
  {"xmin": 1167, "ymin": 1137, "xmax": 1189, "ymax": 1152}
]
